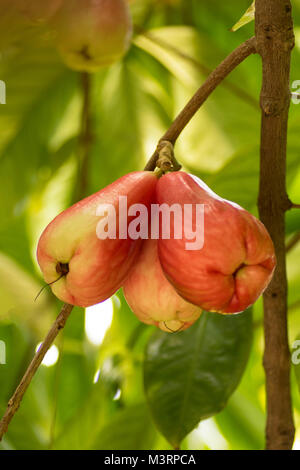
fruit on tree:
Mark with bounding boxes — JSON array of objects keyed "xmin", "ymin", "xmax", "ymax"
[
  {"xmin": 51, "ymin": 0, "xmax": 132, "ymax": 72},
  {"xmin": 123, "ymin": 239, "xmax": 202, "ymax": 332},
  {"xmin": 16, "ymin": 0, "xmax": 62, "ymax": 23},
  {"xmin": 37, "ymin": 172, "xmax": 157, "ymax": 308},
  {"xmin": 156, "ymin": 172, "xmax": 276, "ymax": 314}
]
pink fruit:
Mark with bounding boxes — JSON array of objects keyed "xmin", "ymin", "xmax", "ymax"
[
  {"xmin": 156, "ymin": 172, "xmax": 276, "ymax": 314},
  {"xmin": 37, "ymin": 172, "xmax": 157, "ymax": 308},
  {"xmin": 123, "ymin": 239, "xmax": 202, "ymax": 332},
  {"xmin": 16, "ymin": 0, "xmax": 62, "ymax": 22},
  {"xmin": 52, "ymin": 0, "xmax": 132, "ymax": 72}
]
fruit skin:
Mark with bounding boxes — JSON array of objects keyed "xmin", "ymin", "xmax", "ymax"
[
  {"xmin": 123, "ymin": 239, "xmax": 202, "ymax": 332},
  {"xmin": 51, "ymin": 0, "xmax": 132, "ymax": 72},
  {"xmin": 156, "ymin": 172, "xmax": 276, "ymax": 314},
  {"xmin": 16, "ymin": 0, "xmax": 63, "ymax": 22},
  {"xmin": 37, "ymin": 172, "xmax": 157, "ymax": 308}
]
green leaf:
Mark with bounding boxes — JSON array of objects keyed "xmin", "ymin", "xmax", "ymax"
[
  {"xmin": 0, "ymin": 71, "xmax": 77, "ymax": 229},
  {"xmin": 53, "ymin": 381, "xmax": 111, "ymax": 450},
  {"xmin": 230, "ymin": 2, "xmax": 255, "ymax": 32},
  {"xmin": 144, "ymin": 310, "xmax": 253, "ymax": 448},
  {"xmin": 92, "ymin": 403, "xmax": 156, "ymax": 450}
]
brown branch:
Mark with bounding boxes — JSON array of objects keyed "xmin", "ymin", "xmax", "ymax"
[
  {"xmin": 0, "ymin": 303, "xmax": 73, "ymax": 441},
  {"xmin": 144, "ymin": 36, "xmax": 257, "ymax": 171},
  {"xmin": 135, "ymin": 26, "xmax": 258, "ymax": 110},
  {"xmin": 290, "ymin": 203, "xmax": 300, "ymax": 209},
  {"xmin": 256, "ymin": 0, "xmax": 295, "ymax": 450},
  {"xmin": 74, "ymin": 72, "xmax": 93, "ymax": 202}
]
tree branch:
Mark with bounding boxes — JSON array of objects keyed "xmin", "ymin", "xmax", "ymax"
[
  {"xmin": 74, "ymin": 72, "xmax": 93, "ymax": 202},
  {"xmin": 286, "ymin": 231, "xmax": 300, "ymax": 253},
  {"xmin": 0, "ymin": 303, "xmax": 73, "ymax": 441},
  {"xmin": 256, "ymin": 0, "xmax": 295, "ymax": 450},
  {"xmin": 144, "ymin": 36, "xmax": 257, "ymax": 171}
]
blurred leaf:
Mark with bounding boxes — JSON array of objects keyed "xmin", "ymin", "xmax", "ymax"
[
  {"xmin": 144, "ymin": 310, "xmax": 252, "ymax": 448},
  {"xmin": 0, "ymin": 216, "xmax": 34, "ymax": 272},
  {"xmin": 0, "ymin": 251, "xmax": 55, "ymax": 335},
  {"xmin": 187, "ymin": 146, "xmax": 259, "ymax": 212},
  {"xmin": 286, "ymin": 210, "xmax": 300, "ymax": 235},
  {"xmin": 215, "ymin": 390, "xmax": 264, "ymax": 450},
  {"xmin": 53, "ymin": 380, "xmax": 111, "ymax": 450},
  {"xmin": 92, "ymin": 403, "xmax": 156, "ymax": 450},
  {"xmin": 230, "ymin": 2, "xmax": 255, "ymax": 32},
  {"xmin": 0, "ymin": 322, "xmax": 32, "ymax": 405},
  {"xmin": 0, "ymin": 71, "xmax": 78, "ymax": 228}
]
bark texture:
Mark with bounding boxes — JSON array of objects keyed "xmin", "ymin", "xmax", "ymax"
[{"xmin": 255, "ymin": 0, "xmax": 295, "ymax": 450}]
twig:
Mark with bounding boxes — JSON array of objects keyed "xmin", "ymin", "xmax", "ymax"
[
  {"xmin": 290, "ymin": 203, "xmax": 300, "ymax": 209},
  {"xmin": 135, "ymin": 26, "xmax": 258, "ymax": 110},
  {"xmin": 0, "ymin": 303, "xmax": 73, "ymax": 441},
  {"xmin": 286, "ymin": 232, "xmax": 300, "ymax": 253},
  {"xmin": 74, "ymin": 72, "xmax": 93, "ymax": 202},
  {"xmin": 256, "ymin": 0, "xmax": 295, "ymax": 450},
  {"xmin": 144, "ymin": 36, "xmax": 256, "ymax": 171}
]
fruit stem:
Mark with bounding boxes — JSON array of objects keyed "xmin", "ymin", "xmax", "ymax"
[
  {"xmin": 56, "ymin": 262, "xmax": 69, "ymax": 276},
  {"xmin": 156, "ymin": 141, "xmax": 182, "ymax": 174}
]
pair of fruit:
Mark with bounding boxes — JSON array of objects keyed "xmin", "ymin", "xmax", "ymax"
[
  {"xmin": 37, "ymin": 169, "xmax": 276, "ymax": 332},
  {"xmin": 16, "ymin": 0, "xmax": 132, "ymax": 72}
]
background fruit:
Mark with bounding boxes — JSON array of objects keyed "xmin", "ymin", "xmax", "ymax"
[
  {"xmin": 37, "ymin": 172, "xmax": 157, "ymax": 307},
  {"xmin": 123, "ymin": 238, "xmax": 202, "ymax": 332},
  {"xmin": 156, "ymin": 172, "xmax": 276, "ymax": 314},
  {"xmin": 51, "ymin": 0, "xmax": 132, "ymax": 72},
  {"xmin": 16, "ymin": 0, "xmax": 63, "ymax": 23}
]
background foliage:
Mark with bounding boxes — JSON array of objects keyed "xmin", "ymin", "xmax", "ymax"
[{"xmin": 0, "ymin": 0, "xmax": 300, "ymax": 450}]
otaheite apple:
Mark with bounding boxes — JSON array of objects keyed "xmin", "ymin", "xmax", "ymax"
[
  {"xmin": 16, "ymin": 0, "xmax": 62, "ymax": 22},
  {"xmin": 123, "ymin": 239, "xmax": 202, "ymax": 332},
  {"xmin": 37, "ymin": 172, "xmax": 157, "ymax": 308},
  {"xmin": 156, "ymin": 172, "xmax": 276, "ymax": 314},
  {"xmin": 51, "ymin": 0, "xmax": 132, "ymax": 72}
]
